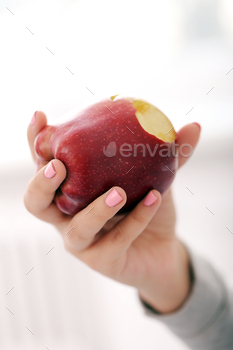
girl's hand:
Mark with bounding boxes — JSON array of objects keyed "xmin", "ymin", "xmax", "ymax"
[{"xmin": 24, "ymin": 111, "xmax": 200, "ymax": 313}]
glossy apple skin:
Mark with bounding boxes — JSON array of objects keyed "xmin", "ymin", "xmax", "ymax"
[{"xmin": 34, "ymin": 98, "xmax": 177, "ymax": 216}]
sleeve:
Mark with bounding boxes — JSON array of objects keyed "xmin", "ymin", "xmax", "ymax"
[{"xmin": 139, "ymin": 249, "xmax": 233, "ymax": 350}]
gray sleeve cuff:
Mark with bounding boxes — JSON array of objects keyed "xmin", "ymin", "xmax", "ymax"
[{"xmin": 139, "ymin": 249, "xmax": 233, "ymax": 349}]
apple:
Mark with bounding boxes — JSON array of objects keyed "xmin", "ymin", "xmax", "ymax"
[{"xmin": 34, "ymin": 95, "xmax": 177, "ymax": 216}]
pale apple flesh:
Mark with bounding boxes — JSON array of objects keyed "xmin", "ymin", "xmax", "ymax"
[
  {"xmin": 133, "ymin": 100, "xmax": 176, "ymax": 143},
  {"xmin": 110, "ymin": 95, "xmax": 176, "ymax": 144},
  {"xmin": 34, "ymin": 96, "xmax": 177, "ymax": 216}
]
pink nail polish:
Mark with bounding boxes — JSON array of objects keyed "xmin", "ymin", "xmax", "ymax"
[
  {"xmin": 44, "ymin": 161, "xmax": 56, "ymax": 179},
  {"xmin": 193, "ymin": 122, "xmax": 201, "ymax": 131},
  {"xmin": 105, "ymin": 189, "xmax": 123, "ymax": 207},
  {"xmin": 144, "ymin": 191, "xmax": 158, "ymax": 206},
  {"xmin": 30, "ymin": 111, "xmax": 37, "ymax": 126}
]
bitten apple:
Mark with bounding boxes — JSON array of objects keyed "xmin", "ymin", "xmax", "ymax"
[{"xmin": 34, "ymin": 96, "xmax": 177, "ymax": 215}]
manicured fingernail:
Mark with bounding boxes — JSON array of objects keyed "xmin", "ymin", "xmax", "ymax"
[
  {"xmin": 44, "ymin": 161, "xmax": 56, "ymax": 179},
  {"xmin": 105, "ymin": 189, "xmax": 123, "ymax": 207},
  {"xmin": 193, "ymin": 122, "xmax": 201, "ymax": 131},
  {"xmin": 144, "ymin": 191, "xmax": 158, "ymax": 206},
  {"xmin": 30, "ymin": 111, "xmax": 37, "ymax": 126}
]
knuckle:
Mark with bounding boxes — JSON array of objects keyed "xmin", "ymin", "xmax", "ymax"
[
  {"xmin": 23, "ymin": 185, "xmax": 39, "ymax": 213},
  {"xmin": 64, "ymin": 226, "xmax": 87, "ymax": 246},
  {"xmin": 64, "ymin": 231, "xmax": 77, "ymax": 247},
  {"xmin": 111, "ymin": 224, "xmax": 126, "ymax": 244},
  {"xmin": 63, "ymin": 235, "xmax": 80, "ymax": 255},
  {"xmin": 34, "ymin": 170, "xmax": 53, "ymax": 194},
  {"xmin": 130, "ymin": 210, "xmax": 145, "ymax": 226},
  {"xmin": 92, "ymin": 210, "xmax": 108, "ymax": 223},
  {"xmin": 23, "ymin": 183, "xmax": 34, "ymax": 213},
  {"xmin": 33, "ymin": 174, "xmax": 43, "ymax": 192}
]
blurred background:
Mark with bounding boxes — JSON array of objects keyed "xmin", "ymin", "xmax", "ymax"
[{"xmin": 0, "ymin": 0, "xmax": 233, "ymax": 349}]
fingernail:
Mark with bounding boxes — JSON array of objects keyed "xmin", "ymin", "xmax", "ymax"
[
  {"xmin": 30, "ymin": 111, "xmax": 37, "ymax": 126},
  {"xmin": 44, "ymin": 161, "xmax": 56, "ymax": 179},
  {"xmin": 144, "ymin": 191, "xmax": 158, "ymax": 206},
  {"xmin": 105, "ymin": 189, "xmax": 123, "ymax": 207},
  {"xmin": 193, "ymin": 122, "xmax": 201, "ymax": 131}
]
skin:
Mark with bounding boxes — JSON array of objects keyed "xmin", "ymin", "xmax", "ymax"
[{"xmin": 24, "ymin": 111, "xmax": 200, "ymax": 314}]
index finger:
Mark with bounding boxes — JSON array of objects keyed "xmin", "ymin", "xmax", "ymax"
[{"xmin": 27, "ymin": 111, "xmax": 48, "ymax": 162}]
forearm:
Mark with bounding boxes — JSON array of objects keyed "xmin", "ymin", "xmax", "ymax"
[
  {"xmin": 138, "ymin": 240, "xmax": 192, "ymax": 314},
  {"xmin": 139, "ymin": 247, "xmax": 233, "ymax": 350}
]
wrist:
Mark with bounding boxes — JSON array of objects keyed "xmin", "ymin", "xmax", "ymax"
[{"xmin": 138, "ymin": 240, "xmax": 193, "ymax": 314}]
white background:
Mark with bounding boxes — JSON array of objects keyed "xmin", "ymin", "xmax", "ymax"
[{"xmin": 0, "ymin": 0, "xmax": 233, "ymax": 349}]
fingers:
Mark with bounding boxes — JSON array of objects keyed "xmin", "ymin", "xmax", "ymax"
[
  {"xmin": 27, "ymin": 111, "xmax": 47, "ymax": 162},
  {"xmin": 64, "ymin": 187, "xmax": 127, "ymax": 252},
  {"xmin": 24, "ymin": 159, "xmax": 68, "ymax": 225},
  {"xmin": 177, "ymin": 122, "xmax": 201, "ymax": 169},
  {"xmin": 87, "ymin": 190, "xmax": 162, "ymax": 261}
]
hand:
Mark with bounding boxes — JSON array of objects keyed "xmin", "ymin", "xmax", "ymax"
[{"xmin": 24, "ymin": 112, "xmax": 200, "ymax": 314}]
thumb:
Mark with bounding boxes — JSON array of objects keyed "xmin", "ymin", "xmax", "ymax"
[{"xmin": 176, "ymin": 123, "xmax": 201, "ymax": 169}]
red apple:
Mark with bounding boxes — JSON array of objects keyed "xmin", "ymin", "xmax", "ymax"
[{"xmin": 34, "ymin": 96, "xmax": 177, "ymax": 215}]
